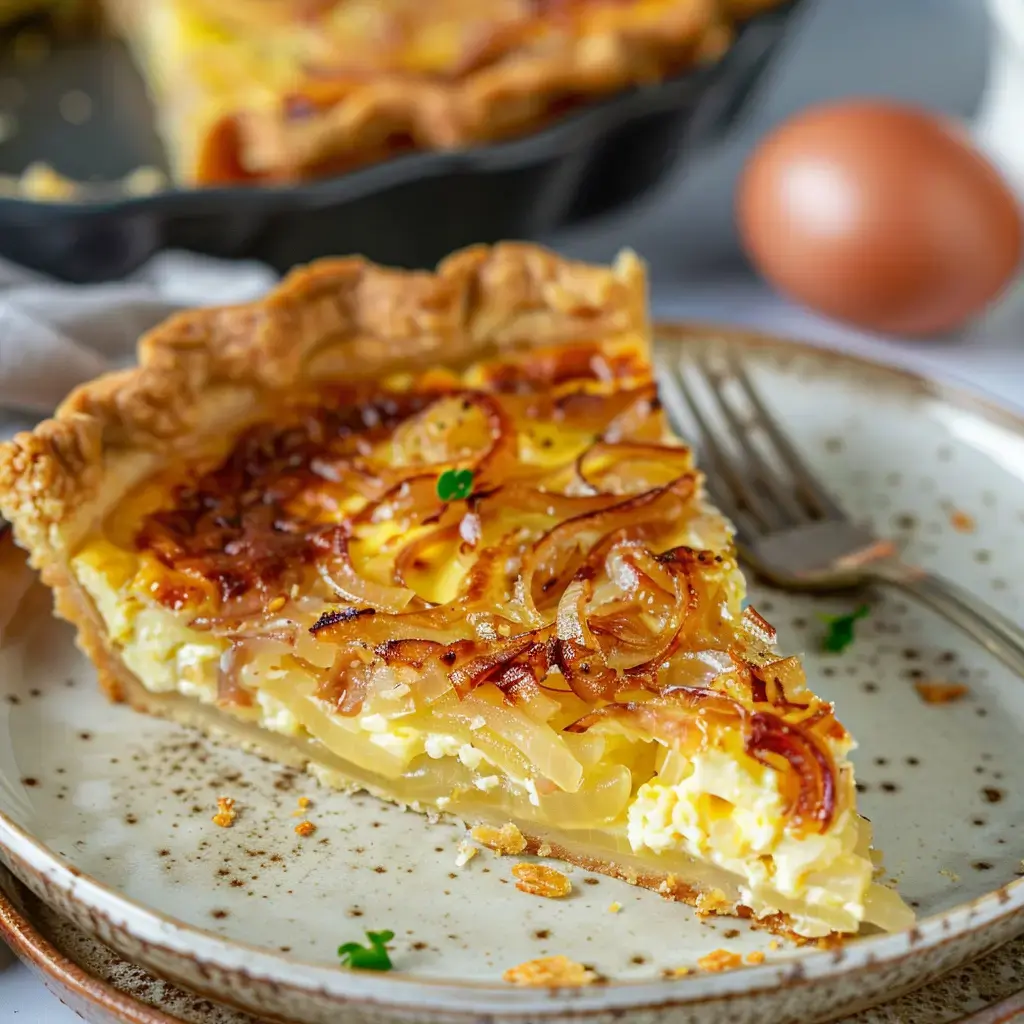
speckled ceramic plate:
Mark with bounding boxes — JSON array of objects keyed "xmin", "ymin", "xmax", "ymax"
[
  {"xmin": 2, "ymin": 865, "xmax": 1022, "ymax": 1024},
  {"xmin": 0, "ymin": 325, "xmax": 1022, "ymax": 1024}
]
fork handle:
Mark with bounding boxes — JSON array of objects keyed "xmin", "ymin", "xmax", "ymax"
[{"xmin": 870, "ymin": 563, "xmax": 1024, "ymax": 678}]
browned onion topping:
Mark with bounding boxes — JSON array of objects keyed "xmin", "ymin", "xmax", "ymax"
[{"xmin": 130, "ymin": 343, "xmax": 845, "ymax": 829}]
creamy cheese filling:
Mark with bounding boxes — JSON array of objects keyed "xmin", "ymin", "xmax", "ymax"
[
  {"xmin": 73, "ymin": 550, "xmax": 911, "ymax": 937},
  {"xmin": 626, "ymin": 747, "xmax": 878, "ymax": 935}
]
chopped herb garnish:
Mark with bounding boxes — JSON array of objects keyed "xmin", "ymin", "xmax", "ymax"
[
  {"xmin": 819, "ymin": 604, "xmax": 871, "ymax": 653},
  {"xmin": 338, "ymin": 930, "xmax": 395, "ymax": 971},
  {"xmin": 436, "ymin": 468, "xmax": 474, "ymax": 502}
]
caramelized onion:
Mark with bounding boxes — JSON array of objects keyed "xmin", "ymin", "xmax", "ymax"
[
  {"xmin": 566, "ymin": 689, "xmax": 837, "ymax": 833},
  {"xmin": 746, "ymin": 712, "xmax": 836, "ymax": 831},
  {"xmin": 550, "ymin": 637, "xmax": 618, "ymax": 703},
  {"xmin": 316, "ymin": 531, "xmax": 417, "ymax": 614},
  {"xmin": 313, "ymin": 647, "xmax": 376, "ymax": 716},
  {"xmin": 576, "ymin": 442, "xmax": 693, "ymax": 494},
  {"xmin": 217, "ymin": 642, "xmax": 255, "ymax": 708},
  {"xmin": 599, "ymin": 384, "xmax": 662, "ymax": 443},
  {"xmin": 564, "ymin": 688, "xmax": 743, "ymax": 743},
  {"xmin": 519, "ymin": 474, "xmax": 698, "ymax": 616},
  {"xmin": 350, "ymin": 474, "xmax": 443, "ymax": 530},
  {"xmin": 393, "ymin": 523, "xmax": 463, "ymax": 590},
  {"xmin": 461, "ymin": 688, "xmax": 584, "ymax": 793}
]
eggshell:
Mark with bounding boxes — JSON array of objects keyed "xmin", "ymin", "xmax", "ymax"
[{"xmin": 737, "ymin": 101, "xmax": 1023, "ymax": 336}]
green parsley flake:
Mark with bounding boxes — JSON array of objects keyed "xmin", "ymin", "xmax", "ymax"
[
  {"xmin": 436, "ymin": 467, "xmax": 474, "ymax": 501},
  {"xmin": 819, "ymin": 604, "xmax": 871, "ymax": 653},
  {"xmin": 338, "ymin": 930, "xmax": 395, "ymax": 971}
]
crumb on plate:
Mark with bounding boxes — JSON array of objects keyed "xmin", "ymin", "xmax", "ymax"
[
  {"xmin": 746, "ymin": 951, "xmax": 765, "ymax": 965},
  {"xmin": 662, "ymin": 966, "xmax": 691, "ymax": 978},
  {"xmin": 471, "ymin": 822, "xmax": 526, "ymax": 855},
  {"xmin": 608, "ymin": 901, "xmax": 622, "ymax": 913},
  {"xmin": 455, "ymin": 840, "xmax": 478, "ymax": 868},
  {"xmin": 503, "ymin": 955, "xmax": 597, "ymax": 987},
  {"xmin": 294, "ymin": 820, "xmax": 317, "ymax": 837},
  {"xmin": 696, "ymin": 949, "xmax": 743, "ymax": 973},
  {"xmin": 512, "ymin": 862, "xmax": 572, "ymax": 898},
  {"xmin": 914, "ymin": 680, "xmax": 968, "ymax": 704},
  {"xmin": 694, "ymin": 888, "xmax": 730, "ymax": 915},
  {"xmin": 212, "ymin": 796, "xmax": 236, "ymax": 828},
  {"xmin": 949, "ymin": 509, "xmax": 976, "ymax": 533}
]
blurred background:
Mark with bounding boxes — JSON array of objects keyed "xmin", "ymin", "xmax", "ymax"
[{"xmin": 551, "ymin": 0, "xmax": 994, "ymax": 282}]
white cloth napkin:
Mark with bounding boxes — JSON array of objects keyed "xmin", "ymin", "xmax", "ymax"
[{"xmin": 0, "ymin": 252, "xmax": 279, "ymax": 440}]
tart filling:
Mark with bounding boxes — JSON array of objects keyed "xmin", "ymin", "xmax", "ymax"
[
  {"xmin": 0, "ymin": 243, "xmax": 912, "ymax": 940},
  {"xmin": 102, "ymin": 0, "xmax": 767, "ymax": 184}
]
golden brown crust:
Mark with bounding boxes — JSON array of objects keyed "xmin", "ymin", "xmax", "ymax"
[
  {"xmin": 102, "ymin": 0, "xmax": 783, "ymax": 185},
  {"xmin": 221, "ymin": 0, "xmax": 727, "ymax": 184},
  {"xmin": 0, "ymin": 243, "xmax": 646, "ymax": 573}
]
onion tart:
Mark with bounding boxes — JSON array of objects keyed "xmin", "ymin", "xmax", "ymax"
[{"xmin": 0, "ymin": 244, "xmax": 912, "ymax": 939}]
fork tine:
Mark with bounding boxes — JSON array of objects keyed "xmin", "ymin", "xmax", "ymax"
[
  {"xmin": 726, "ymin": 350, "xmax": 846, "ymax": 521},
  {"xmin": 655, "ymin": 364, "xmax": 773, "ymax": 536},
  {"xmin": 691, "ymin": 350, "xmax": 812, "ymax": 528}
]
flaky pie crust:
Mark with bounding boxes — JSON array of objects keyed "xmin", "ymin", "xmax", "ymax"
[{"xmin": 0, "ymin": 243, "xmax": 645, "ymax": 582}]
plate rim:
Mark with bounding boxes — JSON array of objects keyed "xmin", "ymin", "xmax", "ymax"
[
  {"xmin": 0, "ymin": 320, "xmax": 1022, "ymax": 1017},
  {"xmin": 0, "ymin": 866, "xmax": 184, "ymax": 1024}
]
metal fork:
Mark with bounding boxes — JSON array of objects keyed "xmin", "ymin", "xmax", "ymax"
[{"xmin": 656, "ymin": 344, "xmax": 1024, "ymax": 678}]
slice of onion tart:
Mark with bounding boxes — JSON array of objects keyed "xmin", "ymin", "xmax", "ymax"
[{"xmin": 0, "ymin": 244, "xmax": 912, "ymax": 940}]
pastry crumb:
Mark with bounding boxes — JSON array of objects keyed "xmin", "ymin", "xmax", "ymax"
[
  {"xmin": 536, "ymin": 841, "xmax": 553, "ymax": 857},
  {"xmin": 608, "ymin": 901, "xmax": 622, "ymax": 913},
  {"xmin": 293, "ymin": 796, "xmax": 313, "ymax": 816},
  {"xmin": 294, "ymin": 820, "xmax": 317, "ymax": 837},
  {"xmin": 503, "ymin": 955, "xmax": 597, "ymax": 987},
  {"xmin": 745, "ymin": 951, "xmax": 765, "ymax": 965},
  {"xmin": 455, "ymin": 840, "xmax": 478, "ymax": 868},
  {"xmin": 695, "ymin": 888, "xmax": 730, "ymax": 915},
  {"xmin": 768, "ymin": 939, "xmax": 781, "ymax": 951},
  {"xmin": 512, "ymin": 862, "xmax": 572, "ymax": 898},
  {"xmin": 662, "ymin": 966, "xmax": 691, "ymax": 978},
  {"xmin": 212, "ymin": 797, "xmax": 237, "ymax": 828},
  {"xmin": 657, "ymin": 874, "xmax": 676, "ymax": 896},
  {"xmin": 697, "ymin": 949, "xmax": 743, "ymax": 973},
  {"xmin": 949, "ymin": 509, "xmax": 975, "ymax": 533},
  {"xmin": 471, "ymin": 822, "xmax": 526, "ymax": 855},
  {"xmin": 914, "ymin": 680, "xmax": 968, "ymax": 704}
]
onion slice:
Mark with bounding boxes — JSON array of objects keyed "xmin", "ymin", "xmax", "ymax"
[{"xmin": 316, "ymin": 529, "xmax": 417, "ymax": 614}]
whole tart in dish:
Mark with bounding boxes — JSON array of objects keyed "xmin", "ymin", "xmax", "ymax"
[
  {"xmin": 0, "ymin": 243, "xmax": 912, "ymax": 940},
  {"xmin": 88, "ymin": 0, "xmax": 782, "ymax": 185}
]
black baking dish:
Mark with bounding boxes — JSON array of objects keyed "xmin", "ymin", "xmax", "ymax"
[{"xmin": 0, "ymin": 2, "xmax": 803, "ymax": 282}]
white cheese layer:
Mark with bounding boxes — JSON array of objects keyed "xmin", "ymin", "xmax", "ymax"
[{"xmin": 626, "ymin": 748, "xmax": 903, "ymax": 936}]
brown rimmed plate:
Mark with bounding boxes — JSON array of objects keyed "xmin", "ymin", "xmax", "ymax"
[{"xmin": 0, "ymin": 324, "xmax": 1022, "ymax": 1024}]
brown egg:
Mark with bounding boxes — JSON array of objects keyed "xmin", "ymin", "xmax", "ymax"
[{"xmin": 737, "ymin": 102, "xmax": 1023, "ymax": 336}]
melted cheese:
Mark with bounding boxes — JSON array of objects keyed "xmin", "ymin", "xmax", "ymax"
[{"xmin": 626, "ymin": 748, "xmax": 888, "ymax": 936}]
